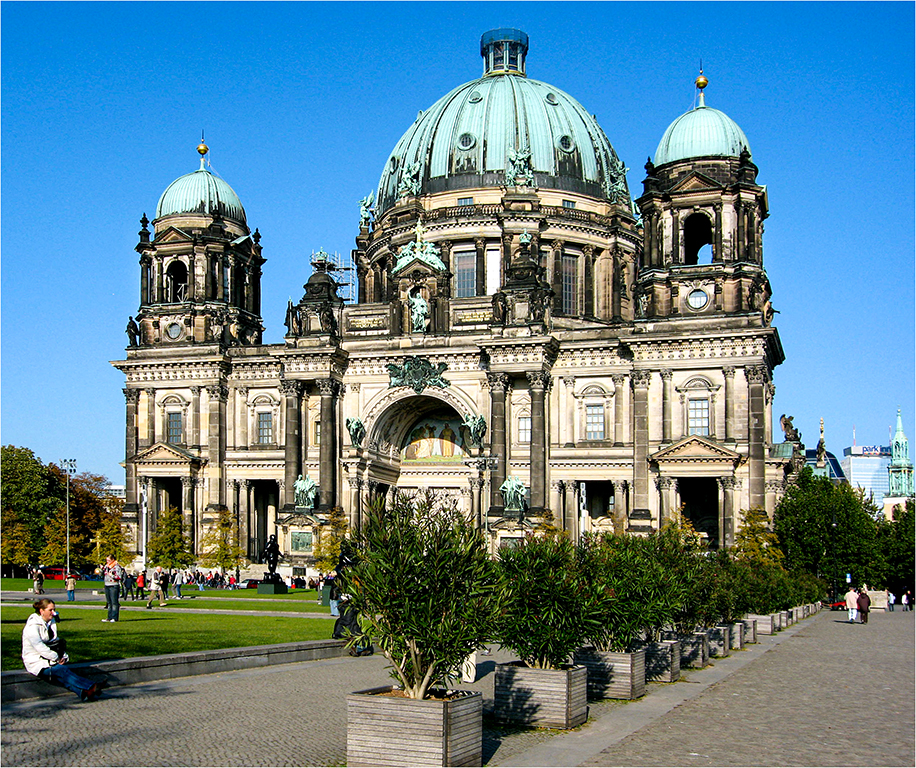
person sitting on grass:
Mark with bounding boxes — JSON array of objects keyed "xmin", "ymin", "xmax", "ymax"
[{"xmin": 22, "ymin": 598, "xmax": 100, "ymax": 701}]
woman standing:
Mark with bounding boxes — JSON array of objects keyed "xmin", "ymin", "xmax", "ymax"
[{"xmin": 65, "ymin": 573, "xmax": 77, "ymax": 602}]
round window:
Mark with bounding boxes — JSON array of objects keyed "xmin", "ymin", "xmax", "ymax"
[
  {"xmin": 457, "ymin": 132, "xmax": 476, "ymax": 150},
  {"xmin": 557, "ymin": 135, "xmax": 574, "ymax": 153},
  {"xmin": 687, "ymin": 289, "xmax": 709, "ymax": 310},
  {"xmin": 468, "ymin": 91, "xmax": 482, "ymax": 103},
  {"xmin": 546, "ymin": 92, "xmax": 559, "ymax": 105},
  {"xmin": 166, "ymin": 322, "xmax": 183, "ymax": 340}
]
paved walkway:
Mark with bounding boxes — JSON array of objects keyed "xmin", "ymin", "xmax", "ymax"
[{"xmin": 2, "ymin": 610, "xmax": 913, "ymax": 766}]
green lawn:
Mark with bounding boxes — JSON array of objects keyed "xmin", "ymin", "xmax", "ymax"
[{"xmin": 1, "ymin": 606, "xmax": 336, "ymax": 671}]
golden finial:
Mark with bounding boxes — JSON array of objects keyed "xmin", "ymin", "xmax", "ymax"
[
  {"xmin": 197, "ymin": 136, "xmax": 209, "ymax": 157},
  {"xmin": 695, "ymin": 64, "xmax": 708, "ymax": 91}
]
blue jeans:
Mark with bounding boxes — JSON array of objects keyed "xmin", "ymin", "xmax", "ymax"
[
  {"xmin": 330, "ymin": 599, "xmax": 340, "ymax": 617},
  {"xmin": 39, "ymin": 664, "xmax": 95, "ymax": 698},
  {"xmin": 174, "ymin": 584, "xmax": 182, "ymax": 598},
  {"xmin": 104, "ymin": 585, "xmax": 121, "ymax": 621},
  {"xmin": 67, "ymin": 590, "xmax": 75, "ymax": 601}
]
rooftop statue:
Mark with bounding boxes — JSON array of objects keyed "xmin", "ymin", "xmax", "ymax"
[
  {"xmin": 606, "ymin": 155, "xmax": 630, "ymax": 204},
  {"xmin": 505, "ymin": 143, "xmax": 535, "ymax": 187},
  {"xmin": 393, "ymin": 223, "xmax": 446, "ymax": 274},
  {"xmin": 358, "ymin": 191, "xmax": 375, "ymax": 227},
  {"xmin": 126, "ymin": 316, "xmax": 140, "ymax": 347},
  {"xmin": 500, "ymin": 476, "xmax": 527, "ymax": 511},
  {"xmin": 397, "ymin": 161, "xmax": 422, "ymax": 198},
  {"xmin": 779, "ymin": 414, "xmax": 800, "ymax": 442}
]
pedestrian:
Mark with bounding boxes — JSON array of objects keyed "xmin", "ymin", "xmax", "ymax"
[
  {"xmin": 888, "ymin": 591, "xmax": 896, "ymax": 611},
  {"xmin": 328, "ymin": 571, "xmax": 341, "ymax": 617},
  {"xmin": 123, "ymin": 571, "xmax": 136, "ymax": 601},
  {"xmin": 135, "ymin": 570, "xmax": 146, "ymax": 601},
  {"xmin": 22, "ymin": 598, "xmax": 100, "ymax": 701},
  {"xmin": 33, "ymin": 569, "xmax": 45, "ymax": 595},
  {"xmin": 101, "ymin": 556, "xmax": 125, "ymax": 622},
  {"xmin": 907, "ymin": 590, "xmax": 914, "ymax": 612},
  {"xmin": 65, "ymin": 573, "xmax": 77, "ymax": 602},
  {"xmin": 901, "ymin": 592, "xmax": 909, "ymax": 612},
  {"xmin": 145, "ymin": 565, "xmax": 167, "ymax": 608},
  {"xmin": 857, "ymin": 589, "xmax": 871, "ymax": 625},
  {"xmin": 844, "ymin": 585, "xmax": 859, "ymax": 623},
  {"xmin": 172, "ymin": 569, "xmax": 184, "ymax": 600}
]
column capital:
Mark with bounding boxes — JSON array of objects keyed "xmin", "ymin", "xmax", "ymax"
[
  {"xmin": 551, "ymin": 479, "xmax": 566, "ymax": 493},
  {"xmin": 659, "ymin": 368, "xmax": 673, "ymax": 381},
  {"xmin": 206, "ymin": 384, "xmax": 229, "ymax": 401},
  {"xmin": 719, "ymin": 475, "xmax": 740, "ymax": 490},
  {"xmin": 144, "ymin": 387, "xmax": 156, "ymax": 397},
  {"xmin": 486, "ymin": 372, "xmax": 510, "ymax": 392},
  {"xmin": 746, "ymin": 365, "xmax": 768, "ymax": 384},
  {"xmin": 630, "ymin": 369, "xmax": 652, "ymax": 390},
  {"xmin": 279, "ymin": 379, "xmax": 304, "ymax": 397},
  {"xmin": 233, "ymin": 385, "xmax": 247, "ymax": 397},
  {"xmin": 316, "ymin": 378, "xmax": 340, "ymax": 397},
  {"xmin": 124, "ymin": 388, "xmax": 140, "ymax": 404},
  {"xmin": 722, "ymin": 365, "xmax": 736, "ymax": 379},
  {"xmin": 656, "ymin": 475, "xmax": 676, "ymax": 490},
  {"xmin": 611, "ymin": 373, "xmax": 626, "ymax": 387},
  {"xmin": 526, "ymin": 371, "xmax": 550, "ymax": 390}
]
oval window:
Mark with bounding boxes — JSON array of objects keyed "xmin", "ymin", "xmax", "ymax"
[
  {"xmin": 468, "ymin": 91, "xmax": 482, "ymax": 103},
  {"xmin": 389, "ymin": 156, "xmax": 399, "ymax": 173},
  {"xmin": 546, "ymin": 92, "xmax": 559, "ymax": 105},
  {"xmin": 557, "ymin": 135, "xmax": 575, "ymax": 153},
  {"xmin": 687, "ymin": 289, "xmax": 709, "ymax": 310},
  {"xmin": 457, "ymin": 132, "xmax": 477, "ymax": 150}
]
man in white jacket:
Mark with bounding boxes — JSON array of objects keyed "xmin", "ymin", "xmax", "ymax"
[{"xmin": 22, "ymin": 599, "xmax": 99, "ymax": 701}]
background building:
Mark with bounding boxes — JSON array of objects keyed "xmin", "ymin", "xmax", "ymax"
[{"xmin": 113, "ymin": 29, "xmax": 802, "ymax": 566}]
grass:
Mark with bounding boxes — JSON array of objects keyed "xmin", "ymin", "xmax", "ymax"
[{"xmin": 1, "ymin": 605, "xmax": 336, "ymax": 671}]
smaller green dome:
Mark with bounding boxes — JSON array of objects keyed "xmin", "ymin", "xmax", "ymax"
[
  {"xmin": 156, "ymin": 155, "xmax": 246, "ymax": 224},
  {"xmin": 654, "ymin": 87, "xmax": 750, "ymax": 166}
]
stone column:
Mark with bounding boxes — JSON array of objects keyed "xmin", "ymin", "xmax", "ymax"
[
  {"xmin": 550, "ymin": 240, "xmax": 564, "ymax": 312},
  {"xmin": 630, "ymin": 370, "xmax": 652, "ymax": 518},
  {"xmin": 235, "ymin": 386, "xmax": 247, "ymax": 449},
  {"xmin": 124, "ymin": 389, "xmax": 140, "ymax": 510},
  {"xmin": 550, "ymin": 480, "xmax": 564, "ymax": 531},
  {"xmin": 206, "ymin": 384, "xmax": 228, "ymax": 508},
  {"xmin": 144, "ymin": 388, "xmax": 156, "ymax": 447},
  {"xmin": 238, "ymin": 479, "xmax": 250, "ymax": 558},
  {"xmin": 765, "ymin": 480, "xmax": 781, "ymax": 519},
  {"xmin": 139, "ymin": 257, "xmax": 151, "ymax": 306},
  {"xmin": 564, "ymin": 481, "xmax": 578, "ymax": 543},
  {"xmin": 468, "ymin": 476, "xmax": 481, "ymax": 530},
  {"xmin": 563, "ymin": 376, "xmax": 576, "ymax": 446},
  {"xmin": 155, "ymin": 258, "xmax": 164, "ymax": 303},
  {"xmin": 657, "ymin": 476, "xmax": 677, "ymax": 527},
  {"xmin": 527, "ymin": 372, "xmax": 549, "ymax": 514},
  {"xmin": 583, "ymin": 245, "xmax": 595, "ymax": 317},
  {"xmin": 474, "ymin": 238, "xmax": 486, "ymax": 295},
  {"xmin": 349, "ymin": 477, "xmax": 364, "ymax": 532},
  {"xmin": 181, "ymin": 477, "xmax": 195, "ymax": 550},
  {"xmin": 612, "ymin": 374, "xmax": 626, "ymax": 445},
  {"xmin": 280, "ymin": 379, "xmax": 303, "ymax": 509},
  {"xmin": 317, "ymin": 378, "xmax": 340, "ymax": 511},
  {"xmin": 660, "ymin": 369, "xmax": 673, "ymax": 442},
  {"xmin": 487, "ymin": 373, "xmax": 510, "ymax": 511},
  {"xmin": 723, "ymin": 367, "xmax": 735, "ymax": 441},
  {"xmin": 746, "ymin": 365, "xmax": 767, "ymax": 510},
  {"xmin": 720, "ymin": 476, "xmax": 739, "ymax": 548}
]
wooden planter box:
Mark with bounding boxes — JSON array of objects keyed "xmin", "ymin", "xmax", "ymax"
[
  {"xmin": 708, "ymin": 626, "xmax": 731, "ymax": 658},
  {"xmin": 747, "ymin": 614, "xmax": 773, "ymax": 635},
  {"xmin": 742, "ymin": 617, "xmax": 758, "ymax": 644},
  {"xmin": 493, "ymin": 662, "xmax": 587, "ymax": 729},
  {"xmin": 637, "ymin": 640, "xmax": 680, "ymax": 683},
  {"xmin": 573, "ymin": 647, "xmax": 646, "ymax": 700},
  {"xmin": 730, "ymin": 622, "xmax": 745, "ymax": 650},
  {"xmin": 347, "ymin": 686, "xmax": 482, "ymax": 767},
  {"xmin": 679, "ymin": 632, "xmax": 709, "ymax": 669}
]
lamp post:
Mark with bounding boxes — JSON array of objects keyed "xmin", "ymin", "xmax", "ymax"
[
  {"xmin": 831, "ymin": 510, "xmax": 838, "ymax": 602},
  {"xmin": 60, "ymin": 459, "xmax": 77, "ymax": 577}
]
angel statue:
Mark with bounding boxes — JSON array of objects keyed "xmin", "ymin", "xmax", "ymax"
[
  {"xmin": 461, "ymin": 414, "xmax": 487, "ymax": 448},
  {"xmin": 346, "ymin": 417, "xmax": 366, "ymax": 448},
  {"xmin": 358, "ymin": 191, "xmax": 374, "ymax": 227},
  {"xmin": 500, "ymin": 476, "xmax": 527, "ymax": 511},
  {"xmin": 505, "ymin": 143, "xmax": 534, "ymax": 187},
  {"xmin": 408, "ymin": 291, "xmax": 429, "ymax": 333},
  {"xmin": 294, "ymin": 474, "xmax": 317, "ymax": 509},
  {"xmin": 779, "ymin": 414, "xmax": 800, "ymax": 442}
]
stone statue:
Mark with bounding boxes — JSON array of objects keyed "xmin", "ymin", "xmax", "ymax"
[
  {"xmin": 126, "ymin": 316, "xmax": 140, "ymax": 347},
  {"xmin": 319, "ymin": 302, "xmax": 338, "ymax": 336},
  {"xmin": 529, "ymin": 288, "xmax": 550, "ymax": 323},
  {"xmin": 294, "ymin": 474, "xmax": 317, "ymax": 508},
  {"xmin": 500, "ymin": 476, "xmax": 527, "ymax": 511},
  {"xmin": 816, "ymin": 418, "xmax": 827, "ymax": 467},
  {"xmin": 397, "ymin": 161, "xmax": 422, "ymax": 198},
  {"xmin": 506, "ymin": 143, "xmax": 534, "ymax": 187},
  {"xmin": 284, "ymin": 300, "xmax": 301, "ymax": 336},
  {"xmin": 262, "ymin": 534, "xmax": 281, "ymax": 575},
  {"xmin": 461, "ymin": 414, "xmax": 487, "ymax": 448},
  {"xmin": 491, "ymin": 292, "xmax": 508, "ymax": 325},
  {"xmin": 408, "ymin": 292, "xmax": 429, "ymax": 333},
  {"xmin": 346, "ymin": 417, "xmax": 366, "ymax": 448},
  {"xmin": 358, "ymin": 191, "xmax": 375, "ymax": 227},
  {"xmin": 393, "ymin": 223, "xmax": 446, "ymax": 274},
  {"xmin": 779, "ymin": 414, "xmax": 800, "ymax": 442}
]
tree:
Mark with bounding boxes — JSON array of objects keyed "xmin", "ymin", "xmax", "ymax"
[
  {"xmin": 312, "ymin": 506, "xmax": 349, "ymax": 574},
  {"xmin": 197, "ymin": 507, "xmax": 247, "ymax": 573},
  {"xmin": 145, "ymin": 507, "xmax": 193, "ymax": 569},
  {"xmin": 733, "ymin": 508, "xmax": 784, "ymax": 568},
  {"xmin": 39, "ymin": 504, "xmax": 87, "ymax": 569},
  {"xmin": 91, "ymin": 512, "xmax": 133, "ymax": 566},
  {"xmin": 878, "ymin": 499, "xmax": 915, "ymax": 594},
  {"xmin": 1, "ymin": 446, "xmax": 61, "ymax": 566}
]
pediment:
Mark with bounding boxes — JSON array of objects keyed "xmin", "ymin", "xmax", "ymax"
[
  {"xmin": 132, "ymin": 442, "xmax": 202, "ymax": 466},
  {"xmin": 650, "ymin": 435, "xmax": 741, "ymax": 463},
  {"xmin": 153, "ymin": 226, "xmax": 193, "ymax": 244},
  {"xmin": 392, "ymin": 259, "xmax": 444, "ymax": 278},
  {"xmin": 669, "ymin": 171, "xmax": 723, "ymax": 193}
]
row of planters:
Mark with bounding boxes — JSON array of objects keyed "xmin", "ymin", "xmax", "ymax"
[{"xmin": 340, "ymin": 492, "xmax": 825, "ymax": 767}]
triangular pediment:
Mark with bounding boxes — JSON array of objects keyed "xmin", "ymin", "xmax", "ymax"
[
  {"xmin": 650, "ymin": 435, "xmax": 741, "ymax": 463},
  {"xmin": 392, "ymin": 258, "xmax": 443, "ymax": 277},
  {"xmin": 669, "ymin": 171, "xmax": 723, "ymax": 193},
  {"xmin": 154, "ymin": 226, "xmax": 193, "ymax": 244},
  {"xmin": 132, "ymin": 442, "xmax": 202, "ymax": 466}
]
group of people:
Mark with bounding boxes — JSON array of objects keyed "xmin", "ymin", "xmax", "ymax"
[
  {"xmin": 886, "ymin": 590, "xmax": 912, "ymax": 611},
  {"xmin": 842, "ymin": 586, "xmax": 913, "ymax": 623}
]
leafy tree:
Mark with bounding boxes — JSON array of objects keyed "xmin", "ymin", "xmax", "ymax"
[
  {"xmin": 733, "ymin": 508, "xmax": 784, "ymax": 568},
  {"xmin": 312, "ymin": 506, "xmax": 349, "ymax": 574},
  {"xmin": 145, "ymin": 506, "xmax": 193, "ymax": 569},
  {"xmin": 91, "ymin": 512, "xmax": 133, "ymax": 566},
  {"xmin": 197, "ymin": 507, "xmax": 247, "ymax": 573},
  {"xmin": 1, "ymin": 446, "xmax": 61, "ymax": 565},
  {"xmin": 39, "ymin": 504, "xmax": 88, "ymax": 569},
  {"xmin": 878, "ymin": 500, "xmax": 915, "ymax": 594}
]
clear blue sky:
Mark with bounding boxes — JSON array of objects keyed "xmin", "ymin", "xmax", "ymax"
[{"xmin": 2, "ymin": 2, "xmax": 913, "ymax": 483}]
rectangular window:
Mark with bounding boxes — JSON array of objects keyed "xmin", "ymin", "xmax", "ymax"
[
  {"xmin": 688, "ymin": 398, "xmax": 710, "ymax": 436},
  {"xmin": 454, "ymin": 250, "xmax": 476, "ymax": 298},
  {"xmin": 586, "ymin": 404, "xmax": 605, "ymax": 440},
  {"xmin": 518, "ymin": 416, "xmax": 532, "ymax": 444},
  {"xmin": 314, "ymin": 420, "xmax": 321, "ymax": 445},
  {"xmin": 562, "ymin": 254, "xmax": 577, "ymax": 314},
  {"xmin": 257, "ymin": 412, "xmax": 273, "ymax": 444},
  {"xmin": 167, "ymin": 412, "xmax": 182, "ymax": 444},
  {"xmin": 457, "ymin": 196, "xmax": 474, "ymax": 207},
  {"xmin": 562, "ymin": 199, "xmax": 576, "ymax": 209},
  {"xmin": 290, "ymin": 531, "xmax": 313, "ymax": 552}
]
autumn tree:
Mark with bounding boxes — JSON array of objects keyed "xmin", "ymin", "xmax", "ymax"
[
  {"xmin": 733, "ymin": 508, "xmax": 784, "ymax": 567},
  {"xmin": 145, "ymin": 507, "xmax": 193, "ymax": 569},
  {"xmin": 313, "ymin": 506, "xmax": 349, "ymax": 574},
  {"xmin": 1, "ymin": 446, "xmax": 61, "ymax": 567},
  {"xmin": 197, "ymin": 507, "xmax": 247, "ymax": 574},
  {"xmin": 91, "ymin": 512, "xmax": 133, "ymax": 566},
  {"xmin": 39, "ymin": 505, "xmax": 88, "ymax": 570}
]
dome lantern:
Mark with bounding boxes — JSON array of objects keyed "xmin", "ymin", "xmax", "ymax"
[{"xmin": 480, "ymin": 28, "xmax": 529, "ymax": 76}]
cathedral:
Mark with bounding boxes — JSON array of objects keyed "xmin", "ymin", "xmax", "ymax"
[{"xmin": 113, "ymin": 29, "xmax": 800, "ymax": 571}]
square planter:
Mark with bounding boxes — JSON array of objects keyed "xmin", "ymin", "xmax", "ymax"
[
  {"xmin": 679, "ymin": 632, "xmax": 709, "ymax": 669},
  {"xmin": 493, "ymin": 662, "xmax": 587, "ymax": 729},
  {"xmin": 708, "ymin": 626, "xmax": 731, "ymax": 658},
  {"xmin": 780, "ymin": 610, "xmax": 790, "ymax": 628},
  {"xmin": 770, "ymin": 612, "xmax": 782, "ymax": 631},
  {"xmin": 347, "ymin": 686, "xmax": 482, "ymax": 767},
  {"xmin": 574, "ymin": 647, "xmax": 646, "ymax": 700},
  {"xmin": 730, "ymin": 622, "xmax": 745, "ymax": 650},
  {"xmin": 747, "ymin": 614, "xmax": 773, "ymax": 635},
  {"xmin": 638, "ymin": 639, "xmax": 680, "ymax": 683},
  {"xmin": 742, "ymin": 617, "xmax": 758, "ymax": 644}
]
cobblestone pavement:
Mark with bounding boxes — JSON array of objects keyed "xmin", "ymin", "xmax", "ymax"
[{"xmin": 2, "ymin": 610, "xmax": 912, "ymax": 766}]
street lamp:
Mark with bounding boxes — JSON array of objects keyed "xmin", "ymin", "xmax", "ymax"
[
  {"xmin": 60, "ymin": 459, "xmax": 77, "ymax": 577},
  {"xmin": 831, "ymin": 510, "xmax": 838, "ymax": 602}
]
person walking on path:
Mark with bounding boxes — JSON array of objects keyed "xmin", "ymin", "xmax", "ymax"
[
  {"xmin": 905, "ymin": 590, "xmax": 913, "ymax": 611},
  {"xmin": 145, "ymin": 566, "xmax": 167, "ymax": 608},
  {"xmin": 856, "ymin": 589, "xmax": 871, "ymax": 624},
  {"xmin": 135, "ymin": 571, "xmax": 146, "ymax": 601},
  {"xmin": 172, "ymin": 569, "xmax": 184, "ymax": 600},
  {"xmin": 844, "ymin": 586, "xmax": 859, "ymax": 623},
  {"xmin": 65, "ymin": 573, "xmax": 77, "ymax": 602},
  {"xmin": 888, "ymin": 591, "xmax": 896, "ymax": 611},
  {"xmin": 101, "ymin": 556, "xmax": 124, "ymax": 622},
  {"xmin": 22, "ymin": 598, "xmax": 100, "ymax": 701},
  {"xmin": 33, "ymin": 568, "xmax": 45, "ymax": 595}
]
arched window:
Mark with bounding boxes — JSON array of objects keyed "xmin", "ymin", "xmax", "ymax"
[
  {"xmin": 683, "ymin": 212, "xmax": 713, "ymax": 265},
  {"xmin": 165, "ymin": 260, "xmax": 188, "ymax": 302}
]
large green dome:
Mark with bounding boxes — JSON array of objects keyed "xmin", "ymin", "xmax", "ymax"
[
  {"xmin": 156, "ymin": 154, "xmax": 246, "ymax": 224},
  {"xmin": 654, "ymin": 86, "xmax": 751, "ymax": 166},
  {"xmin": 375, "ymin": 29, "xmax": 629, "ymax": 216}
]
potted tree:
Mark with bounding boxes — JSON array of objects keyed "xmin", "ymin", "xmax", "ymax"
[
  {"xmin": 341, "ymin": 491, "xmax": 498, "ymax": 767},
  {"xmin": 491, "ymin": 533, "xmax": 604, "ymax": 728}
]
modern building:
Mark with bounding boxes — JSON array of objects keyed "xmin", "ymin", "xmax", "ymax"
[
  {"xmin": 841, "ymin": 445, "xmax": 891, "ymax": 502},
  {"xmin": 112, "ymin": 29, "xmax": 801, "ymax": 567}
]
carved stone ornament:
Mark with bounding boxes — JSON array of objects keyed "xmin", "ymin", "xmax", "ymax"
[{"xmin": 386, "ymin": 357, "xmax": 450, "ymax": 394}]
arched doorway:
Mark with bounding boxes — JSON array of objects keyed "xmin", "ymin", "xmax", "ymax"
[{"xmin": 678, "ymin": 476, "xmax": 719, "ymax": 548}]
